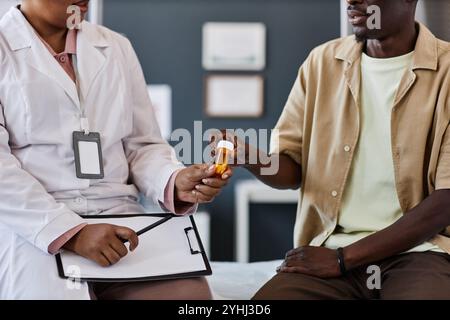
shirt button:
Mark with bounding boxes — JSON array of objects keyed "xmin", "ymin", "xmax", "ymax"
[
  {"xmin": 74, "ymin": 197, "xmax": 84, "ymax": 204},
  {"xmin": 331, "ymin": 191, "xmax": 338, "ymax": 198},
  {"xmin": 344, "ymin": 145, "xmax": 351, "ymax": 152},
  {"xmin": 59, "ymin": 55, "xmax": 67, "ymax": 63}
]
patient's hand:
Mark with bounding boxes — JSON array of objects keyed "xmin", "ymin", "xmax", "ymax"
[
  {"xmin": 210, "ymin": 130, "xmax": 251, "ymax": 167},
  {"xmin": 63, "ymin": 224, "xmax": 139, "ymax": 267},
  {"xmin": 277, "ymin": 246, "xmax": 341, "ymax": 278},
  {"xmin": 175, "ymin": 164, "xmax": 232, "ymax": 204}
]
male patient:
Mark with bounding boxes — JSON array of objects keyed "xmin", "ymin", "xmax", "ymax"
[{"xmin": 232, "ymin": 0, "xmax": 450, "ymax": 299}]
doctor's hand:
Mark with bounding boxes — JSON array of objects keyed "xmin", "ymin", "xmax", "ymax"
[
  {"xmin": 175, "ymin": 164, "xmax": 233, "ymax": 204},
  {"xmin": 63, "ymin": 224, "xmax": 139, "ymax": 267}
]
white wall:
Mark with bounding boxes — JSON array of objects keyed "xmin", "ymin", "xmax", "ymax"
[
  {"xmin": 88, "ymin": 0, "xmax": 103, "ymax": 25},
  {"xmin": 417, "ymin": 0, "xmax": 450, "ymax": 40},
  {"xmin": 340, "ymin": 0, "xmax": 352, "ymax": 37}
]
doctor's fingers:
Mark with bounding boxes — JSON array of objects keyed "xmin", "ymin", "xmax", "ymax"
[
  {"xmin": 94, "ymin": 254, "xmax": 112, "ymax": 268},
  {"xmin": 182, "ymin": 190, "xmax": 215, "ymax": 204},
  {"xmin": 194, "ymin": 184, "xmax": 221, "ymax": 199},
  {"xmin": 109, "ymin": 238, "xmax": 129, "ymax": 258},
  {"xmin": 101, "ymin": 247, "xmax": 122, "ymax": 266},
  {"xmin": 186, "ymin": 164, "xmax": 216, "ymax": 182},
  {"xmin": 221, "ymin": 167, "xmax": 233, "ymax": 179},
  {"xmin": 114, "ymin": 226, "xmax": 139, "ymax": 251},
  {"xmin": 202, "ymin": 169, "xmax": 233, "ymax": 188},
  {"xmin": 192, "ymin": 189, "xmax": 217, "ymax": 203}
]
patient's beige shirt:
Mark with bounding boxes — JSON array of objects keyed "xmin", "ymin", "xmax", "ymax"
[
  {"xmin": 325, "ymin": 52, "xmax": 442, "ymax": 252},
  {"xmin": 270, "ymin": 23, "xmax": 450, "ymax": 253}
]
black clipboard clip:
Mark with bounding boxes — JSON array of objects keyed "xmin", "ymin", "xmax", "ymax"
[{"xmin": 184, "ymin": 227, "xmax": 201, "ymax": 255}]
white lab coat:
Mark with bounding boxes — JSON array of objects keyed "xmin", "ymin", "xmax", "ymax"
[{"xmin": 0, "ymin": 7, "xmax": 183, "ymax": 299}]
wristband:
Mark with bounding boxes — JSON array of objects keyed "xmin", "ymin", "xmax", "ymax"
[{"xmin": 337, "ymin": 247, "xmax": 347, "ymax": 275}]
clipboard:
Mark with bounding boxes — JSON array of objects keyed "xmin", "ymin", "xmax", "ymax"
[{"xmin": 55, "ymin": 214, "xmax": 212, "ymax": 283}]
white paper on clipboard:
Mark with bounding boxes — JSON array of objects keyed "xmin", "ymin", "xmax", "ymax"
[{"xmin": 56, "ymin": 214, "xmax": 211, "ymax": 282}]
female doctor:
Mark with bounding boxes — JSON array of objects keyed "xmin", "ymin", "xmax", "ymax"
[{"xmin": 0, "ymin": 0, "xmax": 231, "ymax": 299}]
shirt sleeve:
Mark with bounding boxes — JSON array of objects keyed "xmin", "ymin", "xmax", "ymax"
[
  {"xmin": 0, "ymin": 103, "xmax": 85, "ymax": 253},
  {"xmin": 270, "ymin": 61, "xmax": 308, "ymax": 165},
  {"xmin": 48, "ymin": 223, "xmax": 87, "ymax": 254},
  {"xmin": 435, "ymin": 123, "xmax": 450, "ymax": 190}
]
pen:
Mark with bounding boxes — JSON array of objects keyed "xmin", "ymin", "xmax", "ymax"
[{"xmin": 121, "ymin": 215, "xmax": 173, "ymax": 243}]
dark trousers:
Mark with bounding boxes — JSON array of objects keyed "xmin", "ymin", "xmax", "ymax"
[
  {"xmin": 89, "ymin": 277, "xmax": 211, "ymax": 300},
  {"xmin": 253, "ymin": 252, "xmax": 450, "ymax": 300}
]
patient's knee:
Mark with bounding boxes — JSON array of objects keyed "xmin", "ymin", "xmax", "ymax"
[
  {"xmin": 252, "ymin": 273, "xmax": 292, "ymax": 300},
  {"xmin": 253, "ymin": 272, "xmax": 323, "ymax": 300}
]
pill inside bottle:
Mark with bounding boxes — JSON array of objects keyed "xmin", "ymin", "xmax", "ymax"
[{"xmin": 215, "ymin": 140, "xmax": 234, "ymax": 176}]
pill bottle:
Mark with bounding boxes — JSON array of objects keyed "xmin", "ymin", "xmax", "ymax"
[{"xmin": 215, "ymin": 140, "xmax": 234, "ymax": 175}]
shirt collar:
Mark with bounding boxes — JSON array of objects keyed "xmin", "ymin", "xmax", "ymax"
[
  {"xmin": 334, "ymin": 22, "xmax": 438, "ymax": 72},
  {"xmin": 65, "ymin": 28, "xmax": 77, "ymax": 55},
  {"xmin": 38, "ymin": 28, "xmax": 78, "ymax": 57}
]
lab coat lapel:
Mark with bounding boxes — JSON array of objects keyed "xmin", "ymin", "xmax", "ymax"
[
  {"xmin": 24, "ymin": 44, "xmax": 80, "ymax": 108},
  {"xmin": 2, "ymin": 7, "xmax": 80, "ymax": 108},
  {"xmin": 76, "ymin": 22, "xmax": 108, "ymax": 103}
]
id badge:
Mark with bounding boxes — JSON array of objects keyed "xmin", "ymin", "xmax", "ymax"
[{"xmin": 73, "ymin": 131, "xmax": 104, "ymax": 179}]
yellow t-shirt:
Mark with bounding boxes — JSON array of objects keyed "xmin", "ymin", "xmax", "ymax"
[{"xmin": 325, "ymin": 52, "xmax": 442, "ymax": 253}]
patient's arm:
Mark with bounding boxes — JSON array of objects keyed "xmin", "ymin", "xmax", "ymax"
[
  {"xmin": 343, "ymin": 189, "xmax": 450, "ymax": 270},
  {"xmin": 211, "ymin": 133, "xmax": 301, "ymax": 190},
  {"xmin": 279, "ymin": 189, "xmax": 450, "ymax": 278},
  {"xmin": 245, "ymin": 152, "xmax": 301, "ymax": 190}
]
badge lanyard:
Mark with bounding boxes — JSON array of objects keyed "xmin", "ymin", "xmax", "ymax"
[
  {"xmin": 72, "ymin": 55, "xmax": 89, "ymax": 135},
  {"xmin": 71, "ymin": 54, "xmax": 104, "ymax": 179}
]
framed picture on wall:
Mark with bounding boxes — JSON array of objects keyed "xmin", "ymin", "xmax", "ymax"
[
  {"xmin": 202, "ymin": 22, "xmax": 266, "ymax": 71},
  {"xmin": 204, "ymin": 74, "xmax": 264, "ymax": 118}
]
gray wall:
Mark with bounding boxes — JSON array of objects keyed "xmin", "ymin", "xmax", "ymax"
[
  {"xmin": 417, "ymin": 0, "xmax": 450, "ymax": 41},
  {"xmin": 103, "ymin": 0, "xmax": 340, "ymax": 261}
]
